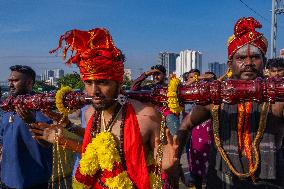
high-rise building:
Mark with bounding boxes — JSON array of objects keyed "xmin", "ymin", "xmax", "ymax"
[
  {"xmin": 124, "ymin": 69, "xmax": 132, "ymax": 80},
  {"xmin": 46, "ymin": 77, "xmax": 54, "ymax": 86},
  {"xmin": 41, "ymin": 69, "xmax": 63, "ymax": 82},
  {"xmin": 158, "ymin": 52, "xmax": 179, "ymax": 77},
  {"xmin": 35, "ymin": 75, "xmax": 41, "ymax": 81},
  {"xmin": 46, "ymin": 70, "xmax": 54, "ymax": 78},
  {"xmin": 41, "ymin": 70, "xmax": 55, "ymax": 81},
  {"xmin": 175, "ymin": 49, "xmax": 202, "ymax": 79},
  {"xmin": 53, "ymin": 69, "xmax": 64, "ymax": 79},
  {"xmin": 208, "ymin": 62, "xmax": 227, "ymax": 77}
]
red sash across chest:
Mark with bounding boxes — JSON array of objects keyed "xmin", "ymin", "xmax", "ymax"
[{"xmin": 81, "ymin": 103, "xmax": 150, "ymax": 189}]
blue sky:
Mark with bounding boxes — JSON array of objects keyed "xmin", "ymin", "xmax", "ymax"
[{"xmin": 0, "ymin": 0, "xmax": 283, "ymax": 81}]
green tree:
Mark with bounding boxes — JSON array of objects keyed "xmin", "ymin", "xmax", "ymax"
[
  {"xmin": 56, "ymin": 72, "xmax": 84, "ymax": 91},
  {"xmin": 33, "ymin": 80, "xmax": 57, "ymax": 93},
  {"xmin": 122, "ymin": 75, "xmax": 132, "ymax": 90}
]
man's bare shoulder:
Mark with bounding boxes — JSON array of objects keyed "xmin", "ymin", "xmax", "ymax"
[
  {"xmin": 129, "ymin": 99, "xmax": 160, "ymax": 117},
  {"xmin": 129, "ymin": 99, "xmax": 161, "ymax": 128}
]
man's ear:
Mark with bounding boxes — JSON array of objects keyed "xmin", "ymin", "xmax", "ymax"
[
  {"xmin": 27, "ymin": 79, "xmax": 34, "ymax": 90},
  {"xmin": 227, "ymin": 60, "xmax": 232, "ymax": 67}
]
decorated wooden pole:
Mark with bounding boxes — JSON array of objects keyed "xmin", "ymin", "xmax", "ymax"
[{"xmin": 1, "ymin": 77, "xmax": 284, "ymax": 115}]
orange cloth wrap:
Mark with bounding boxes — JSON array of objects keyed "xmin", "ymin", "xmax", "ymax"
[
  {"xmin": 50, "ymin": 28, "xmax": 124, "ymax": 82},
  {"xmin": 227, "ymin": 17, "xmax": 268, "ymax": 60}
]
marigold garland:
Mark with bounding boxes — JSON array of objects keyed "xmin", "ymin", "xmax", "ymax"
[
  {"xmin": 226, "ymin": 68, "xmax": 233, "ymax": 78},
  {"xmin": 167, "ymin": 76, "xmax": 182, "ymax": 114},
  {"xmin": 55, "ymin": 86, "xmax": 74, "ymax": 116},
  {"xmin": 92, "ymin": 132, "xmax": 121, "ymax": 171},
  {"xmin": 105, "ymin": 171, "xmax": 133, "ymax": 189},
  {"xmin": 193, "ymin": 73, "xmax": 199, "ymax": 82},
  {"xmin": 73, "ymin": 132, "xmax": 134, "ymax": 189},
  {"xmin": 79, "ymin": 139, "xmax": 99, "ymax": 176},
  {"xmin": 72, "ymin": 177, "xmax": 91, "ymax": 189}
]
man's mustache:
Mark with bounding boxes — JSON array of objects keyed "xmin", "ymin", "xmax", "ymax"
[{"xmin": 240, "ymin": 65, "xmax": 258, "ymax": 73}]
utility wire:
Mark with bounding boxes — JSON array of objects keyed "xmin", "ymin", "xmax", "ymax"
[{"xmin": 239, "ymin": 0, "xmax": 271, "ymax": 23}]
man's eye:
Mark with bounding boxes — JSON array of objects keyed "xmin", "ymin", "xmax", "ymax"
[
  {"xmin": 251, "ymin": 55, "xmax": 261, "ymax": 59},
  {"xmin": 237, "ymin": 56, "xmax": 245, "ymax": 60},
  {"xmin": 84, "ymin": 81, "xmax": 92, "ymax": 85},
  {"xmin": 98, "ymin": 80, "xmax": 108, "ymax": 84}
]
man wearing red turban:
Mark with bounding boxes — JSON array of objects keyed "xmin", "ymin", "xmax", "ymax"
[
  {"xmin": 178, "ymin": 17, "xmax": 284, "ymax": 188},
  {"xmin": 50, "ymin": 28, "xmax": 125, "ymax": 83},
  {"xmin": 226, "ymin": 17, "xmax": 268, "ymax": 81},
  {"xmin": 47, "ymin": 28, "xmax": 178, "ymax": 189}
]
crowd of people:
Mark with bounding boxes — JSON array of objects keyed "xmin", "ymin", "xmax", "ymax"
[{"xmin": 0, "ymin": 16, "xmax": 283, "ymax": 189}]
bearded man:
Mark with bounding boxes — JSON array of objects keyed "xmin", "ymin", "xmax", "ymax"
[{"xmin": 178, "ymin": 17, "xmax": 284, "ymax": 188}]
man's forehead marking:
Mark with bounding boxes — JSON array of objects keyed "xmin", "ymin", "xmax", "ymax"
[{"xmin": 235, "ymin": 44, "xmax": 262, "ymax": 55}]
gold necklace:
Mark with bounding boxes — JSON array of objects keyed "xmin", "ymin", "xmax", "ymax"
[
  {"xmin": 101, "ymin": 111, "xmax": 107, "ymax": 131},
  {"xmin": 101, "ymin": 106, "xmax": 123, "ymax": 132},
  {"xmin": 211, "ymin": 102, "xmax": 270, "ymax": 180}
]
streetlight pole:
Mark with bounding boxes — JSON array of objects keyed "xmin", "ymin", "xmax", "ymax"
[{"xmin": 271, "ymin": 0, "xmax": 284, "ymax": 58}]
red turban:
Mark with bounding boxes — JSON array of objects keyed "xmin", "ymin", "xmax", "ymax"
[
  {"xmin": 227, "ymin": 17, "xmax": 268, "ymax": 60},
  {"xmin": 50, "ymin": 28, "xmax": 124, "ymax": 82}
]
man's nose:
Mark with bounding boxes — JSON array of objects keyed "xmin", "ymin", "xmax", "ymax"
[
  {"xmin": 90, "ymin": 83, "xmax": 100, "ymax": 96},
  {"xmin": 243, "ymin": 57, "xmax": 253, "ymax": 65},
  {"xmin": 8, "ymin": 82, "xmax": 13, "ymax": 87}
]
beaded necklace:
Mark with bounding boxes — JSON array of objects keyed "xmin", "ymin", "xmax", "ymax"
[{"xmin": 90, "ymin": 103, "xmax": 127, "ymax": 187}]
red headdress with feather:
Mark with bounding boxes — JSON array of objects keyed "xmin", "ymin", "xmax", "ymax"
[{"xmin": 50, "ymin": 28, "xmax": 124, "ymax": 83}]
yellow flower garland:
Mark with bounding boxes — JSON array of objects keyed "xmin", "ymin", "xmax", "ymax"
[
  {"xmin": 72, "ymin": 177, "xmax": 91, "ymax": 189},
  {"xmin": 79, "ymin": 139, "xmax": 99, "ymax": 176},
  {"xmin": 55, "ymin": 86, "xmax": 74, "ymax": 116},
  {"xmin": 167, "ymin": 76, "xmax": 182, "ymax": 114},
  {"xmin": 73, "ymin": 132, "xmax": 134, "ymax": 189},
  {"xmin": 92, "ymin": 132, "xmax": 121, "ymax": 171},
  {"xmin": 105, "ymin": 171, "xmax": 134, "ymax": 188},
  {"xmin": 227, "ymin": 68, "xmax": 233, "ymax": 78}
]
